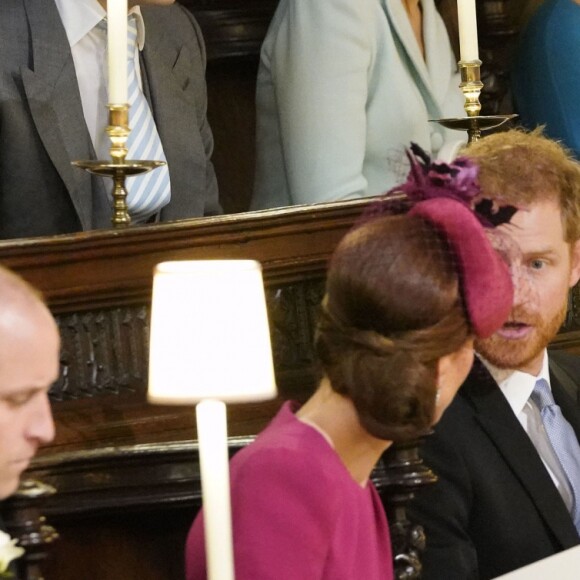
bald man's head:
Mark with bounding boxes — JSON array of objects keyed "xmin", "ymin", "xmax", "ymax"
[{"xmin": 0, "ymin": 267, "xmax": 58, "ymax": 498}]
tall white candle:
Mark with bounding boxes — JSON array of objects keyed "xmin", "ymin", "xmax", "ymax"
[
  {"xmin": 107, "ymin": 0, "xmax": 128, "ymax": 104},
  {"xmin": 457, "ymin": 0, "xmax": 479, "ymax": 61}
]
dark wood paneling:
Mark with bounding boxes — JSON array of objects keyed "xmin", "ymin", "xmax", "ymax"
[
  {"xmin": 42, "ymin": 509, "xmax": 194, "ymax": 580},
  {"xmin": 3, "ymin": 201, "xmax": 367, "ymax": 450},
  {"xmin": 181, "ymin": 0, "xmax": 278, "ymax": 61},
  {"xmin": 178, "ymin": 1, "xmax": 278, "ymax": 210},
  {"xmin": 206, "ymin": 58, "xmax": 260, "ymax": 214}
]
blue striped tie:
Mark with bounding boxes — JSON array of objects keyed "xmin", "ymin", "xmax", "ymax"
[
  {"xmin": 532, "ymin": 378, "xmax": 580, "ymax": 535},
  {"xmin": 124, "ymin": 16, "xmax": 171, "ymax": 222}
]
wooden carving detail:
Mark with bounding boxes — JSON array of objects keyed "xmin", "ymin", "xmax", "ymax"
[
  {"xmin": 50, "ymin": 280, "xmax": 325, "ymax": 402},
  {"xmin": 565, "ymin": 285, "xmax": 580, "ymax": 330},
  {"xmin": 53, "ymin": 307, "xmax": 149, "ymax": 402},
  {"xmin": 267, "ymin": 279, "xmax": 324, "ymax": 370},
  {"xmin": 2, "ymin": 480, "xmax": 59, "ymax": 580},
  {"xmin": 50, "ymin": 281, "xmax": 580, "ymax": 401},
  {"xmin": 479, "ymin": 0, "xmax": 519, "ymax": 116},
  {"xmin": 378, "ymin": 439, "xmax": 438, "ymax": 580}
]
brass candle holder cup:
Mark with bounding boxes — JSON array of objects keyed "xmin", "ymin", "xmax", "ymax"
[
  {"xmin": 432, "ymin": 60, "xmax": 517, "ymax": 144},
  {"xmin": 73, "ymin": 104, "xmax": 165, "ymax": 228}
]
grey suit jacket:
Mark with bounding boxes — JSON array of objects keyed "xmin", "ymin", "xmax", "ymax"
[
  {"xmin": 408, "ymin": 352, "xmax": 580, "ymax": 580},
  {"xmin": 0, "ymin": 0, "xmax": 220, "ymax": 239}
]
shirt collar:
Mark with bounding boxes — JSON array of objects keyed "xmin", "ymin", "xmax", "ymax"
[
  {"xmin": 129, "ymin": 7, "xmax": 146, "ymax": 50},
  {"xmin": 54, "ymin": 0, "xmax": 145, "ymax": 50},
  {"xmin": 479, "ymin": 349, "xmax": 550, "ymax": 416}
]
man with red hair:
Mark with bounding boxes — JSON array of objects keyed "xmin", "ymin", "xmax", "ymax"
[{"xmin": 410, "ymin": 129, "xmax": 580, "ymax": 579}]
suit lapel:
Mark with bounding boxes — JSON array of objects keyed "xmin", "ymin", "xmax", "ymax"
[
  {"xmin": 381, "ymin": 0, "xmax": 443, "ymax": 119},
  {"xmin": 22, "ymin": 0, "xmax": 97, "ymax": 229},
  {"xmin": 421, "ymin": 0, "xmax": 455, "ymax": 104},
  {"xmin": 552, "ymin": 377, "xmax": 580, "ymax": 442},
  {"xmin": 465, "ymin": 361, "xmax": 580, "ymax": 547},
  {"xmin": 550, "ymin": 355, "xmax": 580, "ymax": 405},
  {"xmin": 140, "ymin": 11, "xmax": 203, "ymax": 217}
]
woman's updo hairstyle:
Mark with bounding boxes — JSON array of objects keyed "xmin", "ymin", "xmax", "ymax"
[{"xmin": 315, "ymin": 213, "xmax": 470, "ymax": 441}]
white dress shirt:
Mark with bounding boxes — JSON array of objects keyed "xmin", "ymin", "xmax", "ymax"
[
  {"xmin": 482, "ymin": 350, "xmax": 574, "ymax": 512},
  {"xmin": 54, "ymin": 0, "xmax": 145, "ymax": 159}
]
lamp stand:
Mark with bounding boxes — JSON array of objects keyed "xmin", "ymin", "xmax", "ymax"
[{"xmin": 196, "ymin": 399, "xmax": 235, "ymax": 580}]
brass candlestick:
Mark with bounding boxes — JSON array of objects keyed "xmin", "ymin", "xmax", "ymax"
[
  {"xmin": 73, "ymin": 104, "xmax": 165, "ymax": 228},
  {"xmin": 460, "ymin": 60, "xmax": 484, "ymax": 118},
  {"xmin": 433, "ymin": 60, "xmax": 517, "ymax": 144}
]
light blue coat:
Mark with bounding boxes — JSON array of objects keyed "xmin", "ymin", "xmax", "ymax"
[{"xmin": 252, "ymin": 0, "xmax": 465, "ymax": 209}]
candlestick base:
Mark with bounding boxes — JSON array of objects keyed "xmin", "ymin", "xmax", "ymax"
[
  {"xmin": 433, "ymin": 114, "xmax": 518, "ymax": 144},
  {"xmin": 72, "ymin": 160, "xmax": 165, "ymax": 228}
]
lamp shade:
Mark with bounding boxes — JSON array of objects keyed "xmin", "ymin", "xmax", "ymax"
[{"xmin": 148, "ymin": 260, "xmax": 277, "ymax": 404}]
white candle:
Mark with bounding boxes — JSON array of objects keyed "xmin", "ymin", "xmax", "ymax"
[
  {"xmin": 457, "ymin": 0, "xmax": 479, "ymax": 61},
  {"xmin": 197, "ymin": 400, "xmax": 235, "ymax": 580},
  {"xmin": 107, "ymin": 0, "xmax": 128, "ymax": 104}
]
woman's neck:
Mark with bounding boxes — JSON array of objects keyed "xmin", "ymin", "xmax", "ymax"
[
  {"xmin": 402, "ymin": 0, "xmax": 425, "ymax": 59},
  {"xmin": 296, "ymin": 379, "xmax": 392, "ymax": 486}
]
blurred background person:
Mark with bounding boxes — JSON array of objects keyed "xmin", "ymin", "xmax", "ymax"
[
  {"xmin": 251, "ymin": 0, "xmax": 466, "ymax": 210},
  {"xmin": 0, "ymin": 0, "xmax": 220, "ymax": 240},
  {"xmin": 511, "ymin": 0, "xmax": 580, "ymax": 158}
]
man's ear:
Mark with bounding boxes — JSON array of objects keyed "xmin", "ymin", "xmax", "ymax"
[{"xmin": 569, "ymin": 240, "xmax": 580, "ymax": 288}]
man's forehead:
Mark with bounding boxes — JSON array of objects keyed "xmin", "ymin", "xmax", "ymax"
[{"xmin": 497, "ymin": 197, "xmax": 562, "ymax": 223}]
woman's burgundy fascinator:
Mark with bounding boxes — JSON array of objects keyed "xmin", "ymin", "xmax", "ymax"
[{"xmin": 361, "ymin": 144, "xmax": 515, "ymax": 338}]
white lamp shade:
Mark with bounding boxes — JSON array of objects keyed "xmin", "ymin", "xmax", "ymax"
[{"xmin": 148, "ymin": 260, "xmax": 277, "ymax": 404}]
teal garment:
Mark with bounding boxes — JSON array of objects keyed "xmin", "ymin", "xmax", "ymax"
[{"xmin": 512, "ymin": 0, "xmax": 580, "ymax": 159}]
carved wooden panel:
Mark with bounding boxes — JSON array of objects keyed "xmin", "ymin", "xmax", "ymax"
[
  {"xmin": 54, "ymin": 307, "xmax": 148, "ymax": 402},
  {"xmin": 566, "ymin": 285, "xmax": 580, "ymax": 329},
  {"xmin": 50, "ymin": 278, "xmax": 325, "ymax": 403},
  {"xmin": 268, "ymin": 279, "xmax": 323, "ymax": 371},
  {"xmin": 551, "ymin": 285, "xmax": 580, "ymax": 356}
]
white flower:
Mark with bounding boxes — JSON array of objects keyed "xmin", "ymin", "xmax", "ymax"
[{"xmin": 0, "ymin": 531, "xmax": 24, "ymax": 574}]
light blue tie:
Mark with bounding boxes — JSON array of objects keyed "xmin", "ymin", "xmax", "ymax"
[
  {"xmin": 124, "ymin": 16, "xmax": 171, "ymax": 221},
  {"xmin": 532, "ymin": 378, "xmax": 580, "ymax": 534}
]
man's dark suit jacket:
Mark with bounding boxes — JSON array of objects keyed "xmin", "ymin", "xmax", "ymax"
[
  {"xmin": 0, "ymin": 0, "xmax": 220, "ymax": 240},
  {"xmin": 408, "ymin": 350, "xmax": 580, "ymax": 580}
]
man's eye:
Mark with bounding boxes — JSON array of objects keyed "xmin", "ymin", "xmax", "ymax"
[
  {"xmin": 530, "ymin": 259, "xmax": 546, "ymax": 270},
  {"xmin": 4, "ymin": 393, "xmax": 34, "ymax": 407}
]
